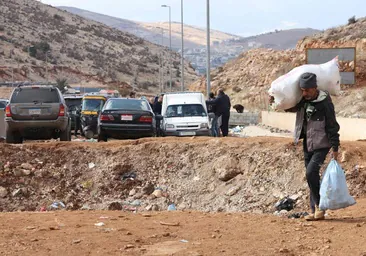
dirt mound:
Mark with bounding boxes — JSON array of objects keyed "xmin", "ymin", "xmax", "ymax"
[{"xmin": 1, "ymin": 138, "xmax": 365, "ymax": 213}]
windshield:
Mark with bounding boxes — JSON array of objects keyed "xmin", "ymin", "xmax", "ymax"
[
  {"xmin": 82, "ymin": 99, "xmax": 105, "ymax": 112},
  {"xmin": 104, "ymin": 99, "xmax": 151, "ymax": 111},
  {"xmin": 166, "ymin": 104, "xmax": 207, "ymax": 118},
  {"xmin": 10, "ymin": 88, "xmax": 59, "ymax": 103}
]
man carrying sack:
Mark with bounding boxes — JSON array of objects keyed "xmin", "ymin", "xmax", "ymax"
[{"xmin": 270, "ymin": 72, "xmax": 340, "ymax": 221}]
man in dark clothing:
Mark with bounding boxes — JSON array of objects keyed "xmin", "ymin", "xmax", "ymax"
[
  {"xmin": 206, "ymin": 88, "xmax": 231, "ymax": 137},
  {"xmin": 153, "ymin": 94, "xmax": 164, "ymax": 136},
  {"xmin": 207, "ymin": 92, "xmax": 219, "ymax": 137},
  {"xmin": 270, "ymin": 72, "xmax": 340, "ymax": 221},
  {"xmin": 153, "ymin": 94, "xmax": 163, "ymax": 115}
]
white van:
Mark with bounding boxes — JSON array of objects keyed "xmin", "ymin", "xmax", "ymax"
[{"xmin": 161, "ymin": 92, "xmax": 210, "ymax": 136}]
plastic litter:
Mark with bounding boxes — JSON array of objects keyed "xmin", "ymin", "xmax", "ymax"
[
  {"xmin": 50, "ymin": 201, "xmax": 66, "ymax": 209},
  {"xmin": 167, "ymin": 204, "xmax": 176, "ymax": 211},
  {"xmin": 274, "ymin": 197, "xmax": 295, "ymax": 211},
  {"xmin": 319, "ymin": 160, "xmax": 356, "ymax": 211},
  {"xmin": 88, "ymin": 163, "xmax": 95, "ymax": 169},
  {"xmin": 122, "ymin": 172, "xmax": 137, "ymax": 181},
  {"xmin": 94, "ymin": 222, "xmax": 105, "ymax": 227}
]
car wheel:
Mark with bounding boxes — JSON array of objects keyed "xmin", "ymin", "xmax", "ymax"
[
  {"xmin": 97, "ymin": 132, "xmax": 108, "ymax": 142},
  {"xmin": 6, "ymin": 129, "xmax": 22, "ymax": 144},
  {"xmin": 60, "ymin": 122, "xmax": 71, "ymax": 141}
]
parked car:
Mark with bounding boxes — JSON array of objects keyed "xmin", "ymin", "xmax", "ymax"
[
  {"xmin": 97, "ymin": 98, "xmax": 156, "ymax": 141},
  {"xmin": 161, "ymin": 92, "xmax": 210, "ymax": 136},
  {"xmin": 0, "ymin": 99, "xmax": 8, "ymax": 109},
  {"xmin": 5, "ymin": 85, "xmax": 71, "ymax": 143}
]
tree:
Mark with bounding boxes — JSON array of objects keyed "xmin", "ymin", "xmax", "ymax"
[
  {"xmin": 56, "ymin": 78, "xmax": 68, "ymax": 93},
  {"xmin": 348, "ymin": 16, "xmax": 356, "ymax": 25}
]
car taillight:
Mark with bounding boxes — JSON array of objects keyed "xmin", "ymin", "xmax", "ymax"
[
  {"xmin": 58, "ymin": 104, "xmax": 65, "ymax": 116},
  {"xmin": 139, "ymin": 116, "xmax": 153, "ymax": 123},
  {"xmin": 5, "ymin": 105, "xmax": 11, "ymax": 117},
  {"xmin": 100, "ymin": 114, "xmax": 111, "ymax": 121}
]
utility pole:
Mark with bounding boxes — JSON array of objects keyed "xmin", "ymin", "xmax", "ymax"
[
  {"xmin": 161, "ymin": 28, "xmax": 164, "ymax": 92},
  {"xmin": 206, "ymin": 0, "xmax": 211, "ymax": 97},
  {"xmin": 161, "ymin": 5, "xmax": 173, "ymax": 91},
  {"xmin": 180, "ymin": 0, "xmax": 185, "ymax": 91}
]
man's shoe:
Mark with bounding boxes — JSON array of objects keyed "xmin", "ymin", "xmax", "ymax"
[
  {"xmin": 305, "ymin": 213, "xmax": 315, "ymax": 221},
  {"xmin": 314, "ymin": 206, "xmax": 325, "ymax": 220}
]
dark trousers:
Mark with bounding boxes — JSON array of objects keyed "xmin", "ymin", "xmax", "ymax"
[
  {"xmin": 303, "ymin": 140, "xmax": 330, "ymax": 213},
  {"xmin": 74, "ymin": 117, "xmax": 81, "ymax": 136},
  {"xmin": 220, "ymin": 112, "xmax": 230, "ymax": 137}
]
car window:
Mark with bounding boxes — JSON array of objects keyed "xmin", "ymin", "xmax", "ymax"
[
  {"xmin": 166, "ymin": 104, "xmax": 207, "ymax": 117},
  {"xmin": 65, "ymin": 99, "xmax": 82, "ymax": 108},
  {"xmin": 10, "ymin": 88, "xmax": 60, "ymax": 103},
  {"xmin": 0, "ymin": 101, "xmax": 7, "ymax": 108},
  {"xmin": 82, "ymin": 99, "xmax": 104, "ymax": 111},
  {"xmin": 105, "ymin": 99, "xmax": 150, "ymax": 111}
]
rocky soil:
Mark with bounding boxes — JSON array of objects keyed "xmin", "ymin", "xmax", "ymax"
[{"xmin": 1, "ymin": 137, "xmax": 365, "ymax": 215}]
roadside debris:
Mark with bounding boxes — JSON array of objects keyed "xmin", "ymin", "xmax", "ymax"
[
  {"xmin": 160, "ymin": 221, "xmax": 180, "ymax": 227},
  {"xmin": 275, "ymin": 197, "xmax": 295, "ymax": 211},
  {"xmin": 50, "ymin": 201, "xmax": 66, "ymax": 210},
  {"xmin": 94, "ymin": 222, "xmax": 105, "ymax": 227}
]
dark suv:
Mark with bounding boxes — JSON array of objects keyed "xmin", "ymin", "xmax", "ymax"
[{"xmin": 5, "ymin": 85, "xmax": 71, "ymax": 143}]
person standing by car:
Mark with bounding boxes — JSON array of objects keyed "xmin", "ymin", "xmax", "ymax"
[
  {"xmin": 270, "ymin": 72, "xmax": 340, "ymax": 221},
  {"xmin": 207, "ymin": 92, "xmax": 219, "ymax": 137},
  {"xmin": 206, "ymin": 88, "xmax": 231, "ymax": 137},
  {"xmin": 73, "ymin": 105, "xmax": 82, "ymax": 136},
  {"xmin": 153, "ymin": 94, "xmax": 164, "ymax": 136}
]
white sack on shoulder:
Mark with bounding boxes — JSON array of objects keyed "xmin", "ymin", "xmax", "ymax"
[{"xmin": 268, "ymin": 57, "xmax": 341, "ymax": 110}]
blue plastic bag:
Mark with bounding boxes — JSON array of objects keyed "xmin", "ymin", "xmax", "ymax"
[{"xmin": 319, "ymin": 160, "xmax": 356, "ymax": 211}]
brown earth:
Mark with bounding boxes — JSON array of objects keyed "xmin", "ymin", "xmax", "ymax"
[
  {"xmin": 0, "ymin": 137, "xmax": 365, "ymax": 255},
  {"xmin": 0, "ymin": 200, "xmax": 365, "ymax": 256}
]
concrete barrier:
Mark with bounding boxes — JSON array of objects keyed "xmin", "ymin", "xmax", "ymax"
[
  {"xmin": 262, "ymin": 111, "xmax": 366, "ymax": 141},
  {"xmin": 229, "ymin": 112, "xmax": 260, "ymax": 126},
  {"xmin": 0, "ymin": 109, "xmax": 5, "ymax": 138}
]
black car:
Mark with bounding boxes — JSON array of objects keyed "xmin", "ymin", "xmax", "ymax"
[{"xmin": 97, "ymin": 98, "xmax": 156, "ymax": 141}]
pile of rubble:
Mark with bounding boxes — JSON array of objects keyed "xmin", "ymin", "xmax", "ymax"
[{"xmin": 0, "ymin": 138, "xmax": 365, "ymax": 214}]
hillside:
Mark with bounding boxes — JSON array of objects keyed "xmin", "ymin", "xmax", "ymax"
[
  {"xmin": 0, "ymin": 0, "xmax": 198, "ymax": 94},
  {"xmin": 191, "ymin": 17, "xmax": 366, "ymax": 118},
  {"xmin": 57, "ymin": 6, "xmax": 319, "ymax": 74},
  {"xmin": 58, "ymin": 6, "xmax": 240, "ymax": 49},
  {"xmin": 228, "ymin": 28, "xmax": 321, "ymax": 50}
]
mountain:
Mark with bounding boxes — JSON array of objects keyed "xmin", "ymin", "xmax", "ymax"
[
  {"xmin": 0, "ymin": 0, "xmax": 197, "ymax": 95},
  {"xmin": 56, "ymin": 6, "xmax": 320, "ymax": 74},
  {"xmin": 227, "ymin": 28, "xmax": 321, "ymax": 50},
  {"xmin": 58, "ymin": 6, "xmax": 240, "ymax": 49}
]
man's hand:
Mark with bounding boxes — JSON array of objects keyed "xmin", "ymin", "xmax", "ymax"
[
  {"xmin": 331, "ymin": 150, "xmax": 338, "ymax": 161},
  {"xmin": 268, "ymin": 95, "xmax": 275, "ymax": 104}
]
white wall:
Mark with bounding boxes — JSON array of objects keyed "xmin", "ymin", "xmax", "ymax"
[{"xmin": 262, "ymin": 111, "xmax": 366, "ymax": 141}]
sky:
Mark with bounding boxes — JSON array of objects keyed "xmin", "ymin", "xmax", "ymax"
[{"xmin": 41, "ymin": 0, "xmax": 366, "ymax": 37}]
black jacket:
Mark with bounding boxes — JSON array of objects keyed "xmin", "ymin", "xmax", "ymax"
[
  {"xmin": 153, "ymin": 101, "xmax": 162, "ymax": 115},
  {"xmin": 206, "ymin": 93, "xmax": 231, "ymax": 116},
  {"xmin": 207, "ymin": 97, "xmax": 216, "ymax": 113},
  {"xmin": 286, "ymin": 90, "xmax": 340, "ymax": 152}
]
